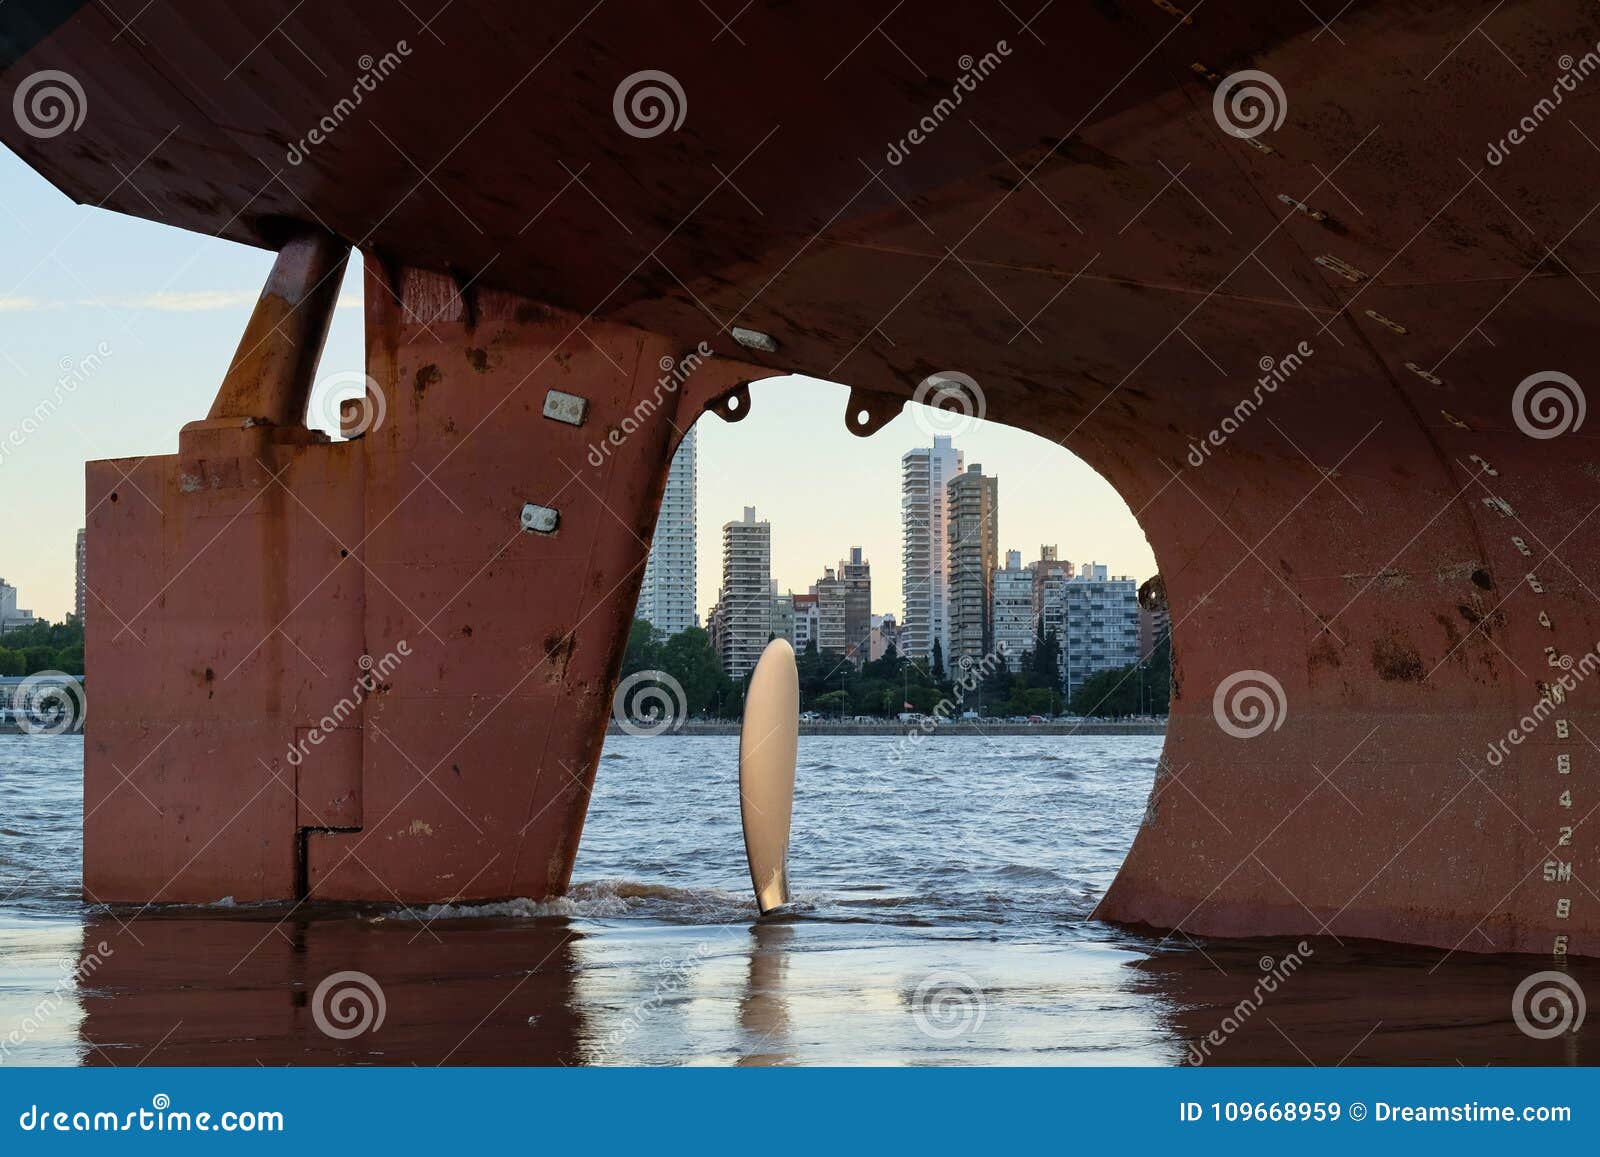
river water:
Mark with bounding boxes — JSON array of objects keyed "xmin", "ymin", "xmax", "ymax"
[{"xmin": 0, "ymin": 734, "xmax": 1592, "ymax": 1065}]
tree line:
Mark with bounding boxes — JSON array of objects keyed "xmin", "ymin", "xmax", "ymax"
[
  {"xmin": 619, "ymin": 617, "xmax": 1169, "ymax": 721},
  {"xmin": 0, "ymin": 618, "xmax": 84, "ymax": 677}
]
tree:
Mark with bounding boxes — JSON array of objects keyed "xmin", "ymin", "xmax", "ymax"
[
  {"xmin": 52, "ymin": 644, "xmax": 84, "ymax": 677},
  {"xmin": 930, "ymin": 637, "xmax": 946, "ymax": 682},
  {"xmin": 621, "ymin": 619, "xmax": 662, "ymax": 679},
  {"xmin": 21, "ymin": 645, "xmax": 55, "ymax": 675},
  {"xmin": 1069, "ymin": 663, "xmax": 1142, "ymax": 717},
  {"xmin": 1030, "ymin": 622, "xmax": 1061, "ymax": 685},
  {"xmin": 657, "ymin": 627, "xmax": 732, "ymax": 718}
]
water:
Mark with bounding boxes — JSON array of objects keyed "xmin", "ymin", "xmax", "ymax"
[{"xmin": 0, "ymin": 733, "xmax": 1593, "ymax": 1065}]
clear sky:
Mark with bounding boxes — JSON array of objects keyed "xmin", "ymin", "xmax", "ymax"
[{"xmin": 0, "ymin": 146, "xmax": 1154, "ymax": 623}]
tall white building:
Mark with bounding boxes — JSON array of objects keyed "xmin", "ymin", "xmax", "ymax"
[
  {"xmin": 900, "ymin": 435, "xmax": 962, "ymax": 666},
  {"xmin": 992, "ymin": 550, "xmax": 1034, "ymax": 672},
  {"xmin": 637, "ymin": 427, "xmax": 698, "ymax": 635},
  {"xmin": 717, "ymin": 506, "xmax": 772, "ymax": 678},
  {"xmin": 1062, "ymin": 566, "xmax": 1139, "ymax": 700}
]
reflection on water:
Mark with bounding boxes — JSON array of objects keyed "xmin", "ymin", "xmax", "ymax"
[
  {"xmin": 0, "ymin": 734, "xmax": 1594, "ymax": 1065},
  {"xmin": 738, "ymin": 922, "xmax": 794, "ymax": 1066}
]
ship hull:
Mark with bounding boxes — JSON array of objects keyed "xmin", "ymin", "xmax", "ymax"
[{"xmin": 2, "ymin": 0, "xmax": 1597, "ymax": 954}]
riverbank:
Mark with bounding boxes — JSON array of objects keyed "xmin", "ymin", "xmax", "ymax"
[{"xmin": 610, "ymin": 719, "xmax": 1166, "ymax": 736}]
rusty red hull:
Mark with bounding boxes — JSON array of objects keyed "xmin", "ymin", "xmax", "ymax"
[{"xmin": 6, "ymin": 0, "xmax": 1600, "ymax": 955}]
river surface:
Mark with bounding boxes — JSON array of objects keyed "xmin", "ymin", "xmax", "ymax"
[{"xmin": 0, "ymin": 734, "xmax": 1592, "ymax": 1065}]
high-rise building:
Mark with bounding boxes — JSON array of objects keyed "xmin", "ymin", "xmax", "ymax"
[
  {"xmin": 636, "ymin": 428, "xmax": 697, "ymax": 635},
  {"xmin": 946, "ymin": 464, "xmax": 998, "ymax": 669},
  {"xmin": 792, "ymin": 592, "xmax": 819, "ymax": 652},
  {"xmin": 75, "ymin": 529, "xmax": 87, "ymax": 623},
  {"xmin": 992, "ymin": 549, "xmax": 1035, "ymax": 671},
  {"xmin": 814, "ymin": 566, "xmax": 843, "ymax": 656},
  {"xmin": 900, "ymin": 435, "xmax": 962, "ymax": 666},
  {"xmin": 717, "ymin": 506, "xmax": 772, "ymax": 677},
  {"xmin": 839, "ymin": 546, "xmax": 872, "ymax": 665},
  {"xmin": 0, "ymin": 578, "xmax": 37, "ymax": 635},
  {"xmin": 1062, "ymin": 565, "xmax": 1140, "ymax": 701},
  {"xmin": 813, "ymin": 547, "xmax": 873, "ymax": 666},
  {"xmin": 1031, "ymin": 545, "xmax": 1073, "ymax": 620}
]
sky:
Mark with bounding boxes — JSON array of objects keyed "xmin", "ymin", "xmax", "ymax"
[{"xmin": 0, "ymin": 145, "xmax": 1154, "ymax": 623}]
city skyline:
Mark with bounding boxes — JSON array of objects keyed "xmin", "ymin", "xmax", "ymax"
[
  {"xmin": 0, "ymin": 147, "xmax": 1156, "ymax": 624},
  {"xmin": 688, "ymin": 409, "xmax": 1156, "ymax": 630}
]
